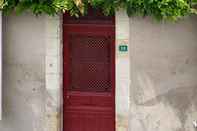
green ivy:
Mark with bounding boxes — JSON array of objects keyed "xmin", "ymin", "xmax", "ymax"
[{"xmin": 0, "ymin": 0, "xmax": 197, "ymax": 21}]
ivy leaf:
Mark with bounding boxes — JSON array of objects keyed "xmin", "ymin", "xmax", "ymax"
[
  {"xmin": 73, "ymin": 0, "xmax": 85, "ymax": 14},
  {"xmin": 0, "ymin": 0, "xmax": 4, "ymax": 9},
  {"xmin": 15, "ymin": 1, "xmax": 31, "ymax": 14}
]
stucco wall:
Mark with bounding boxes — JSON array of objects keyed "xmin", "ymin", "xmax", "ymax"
[
  {"xmin": 130, "ymin": 16, "xmax": 197, "ymax": 131},
  {"xmin": 0, "ymin": 13, "xmax": 61, "ymax": 131}
]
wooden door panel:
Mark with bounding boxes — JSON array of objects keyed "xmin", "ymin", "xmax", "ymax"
[
  {"xmin": 64, "ymin": 25, "xmax": 115, "ymax": 36},
  {"xmin": 65, "ymin": 111, "xmax": 114, "ymax": 131},
  {"xmin": 66, "ymin": 92, "xmax": 113, "ymax": 107}
]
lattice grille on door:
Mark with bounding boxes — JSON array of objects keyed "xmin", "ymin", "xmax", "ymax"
[{"xmin": 69, "ymin": 35, "xmax": 112, "ymax": 92}]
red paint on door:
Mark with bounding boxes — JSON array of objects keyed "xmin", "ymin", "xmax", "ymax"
[{"xmin": 63, "ymin": 8, "xmax": 115, "ymax": 131}]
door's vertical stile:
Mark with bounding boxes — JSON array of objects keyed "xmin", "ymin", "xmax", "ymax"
[
  {"xmin": 109, "ymin": 29, "xmax": 116, "ymax": 130},
  {"xmin": 63, "ymin": 26, "xmax": 68, "ymax": 131},
  {"xmin": 63, "ymin": 26, "xmax": 69, "ymax": 96},
  {"xmin": 112, "ymin": 33, "xmax": 116, "ymax": 126}
]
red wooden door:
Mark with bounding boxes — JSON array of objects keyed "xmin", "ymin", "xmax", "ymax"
[{"xmin": 63, "ymin": 9, "xmax": 115, "ymax": 131}]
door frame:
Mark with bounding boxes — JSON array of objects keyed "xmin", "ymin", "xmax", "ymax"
[{"xmin": 45, "ymin": 10, "xmax": 130, "ymax": 131}]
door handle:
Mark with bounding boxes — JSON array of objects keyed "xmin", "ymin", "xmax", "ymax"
[{"xmin": 66, "ymin": 95, "xmax": 70, "ymax": 99}]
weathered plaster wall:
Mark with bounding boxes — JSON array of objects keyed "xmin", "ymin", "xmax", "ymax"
[
  {"xmin": 0, "ymin": 13, "xmax": 61, "ymax": 131},
  {"xmin": 129, "ymin": 16, "xmax": 197, "ymax": 131}
]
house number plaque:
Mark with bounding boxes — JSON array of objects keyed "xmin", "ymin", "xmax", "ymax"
[{"xmin": 119, "ymin": 45, "xmax": 128, "ymax": 52}]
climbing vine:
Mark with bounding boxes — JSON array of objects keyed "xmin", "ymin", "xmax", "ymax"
[{"xmin": 0, "ymin": 0, "xmax": 197, "ymax": 21}]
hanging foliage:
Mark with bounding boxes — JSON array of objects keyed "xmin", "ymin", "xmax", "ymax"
[{"xmin": 0, "ymin": 0, "xmax": 197, "ymax": 21}]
